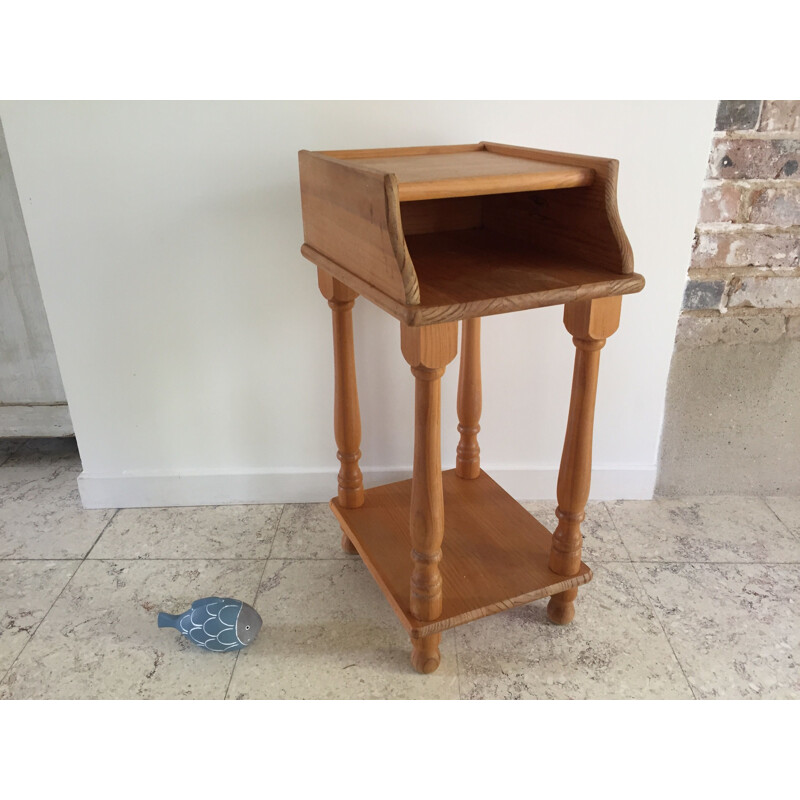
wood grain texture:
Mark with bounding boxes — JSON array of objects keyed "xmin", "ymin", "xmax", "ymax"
[
  {"xmin": 339, "ymin": 150, "xmax": 594, "ymax": 201},
  {"xmin": 300, "ymin": 142, "xmax": 641, "ymax": 326},
  {"xmin": 321, "ymin": 143, "xmax": 484, "ymax": 160},
  {"xmin": 405, "ymin": 229, "xmax": 644, "ymax": 324},
  {"xmin": 331, "ymin": 469, "xmax": 593, "ymax": 638},
  {"xmin": 299, "ymin": 151, "xmax": 420, "ymax": 305},
  {"xmin": 318, "ymin": 270, "xmax": 364, "ymax": 520},
  {"xmin": 400, "ymin": 323, "xmax": 458, "ymax": 626},
  {"xmin": 400, "ymin": 196, "xmax": 482, "ymax": 236},
  {"xmin": 305, "ymin": 238, "xmax": 643, "ymax": 327},
  {"xmin": 411, "ymin": 633, "xmax": 442, "ymax": 674},
  {"xmin": 481, "ymin": 141, "xmax": 634, "ymax": 274},
  {"xmin": 547, "ymin": 296, "xmax": 621, "ymax": 625},
  {"xmin": 456, "ymin": 318, "xmax": 481, "ymax": 479}
]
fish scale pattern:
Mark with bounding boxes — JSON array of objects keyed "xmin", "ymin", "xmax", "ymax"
[{"xmin": 178, "ymin": 598, "xmax": 242, "ymax": 652}]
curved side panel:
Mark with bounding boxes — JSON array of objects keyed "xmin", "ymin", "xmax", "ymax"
[
  {"xmin": 384, "ymin": 174, "xmax": 420, "ymax": 305},
  {"xmin": 298, "ymin": 151, "xmax": 419, "ymax": 305},
  {"xmin": 600, "ymin": 158, "xmax": 634, "ymax": 275},
  {"xmin": 480, "ymin": 142, "xmax": 634, "ymax": 275}
]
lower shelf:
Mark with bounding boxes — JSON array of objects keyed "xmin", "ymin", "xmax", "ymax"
[{"xmin": 330, "ymin": 469, "xmax": 592, "ymax": 638}]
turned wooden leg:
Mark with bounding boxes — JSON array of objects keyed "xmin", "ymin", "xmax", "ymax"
[
  {"xmin": 318, "ymin": 269, "xmax": 363, "ymax": 555},
  {"xmin": 411, "ymin": 633, "xmax": 442, "ymax": 674},
  {"xmin": 401, "ymin": 322, "xmax": 458, "ymax": 673},
  {"xmin": 456, "ymin": 317, "xmax": 481, "ymax": 479},
  {"xmin": 548, "ymin": 296, "xmax": 621, "ymax": 625}
]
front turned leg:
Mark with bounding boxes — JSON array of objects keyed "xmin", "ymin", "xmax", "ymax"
[
  {"xmin": 548, "ymin": 297, "xmax": 621, "ymax": 625},
  {"xmin": 401, "ymin": 322, "xmax": 458, "ymax": 673},
  {"xmin": 318, "ymin": 269, "xmax": 363, "ymax": 555}
]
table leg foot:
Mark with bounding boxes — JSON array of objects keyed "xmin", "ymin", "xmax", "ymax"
[
  {"xmin": 340, "ymin": 531, "xmax": 359, "ymax": 555},
  {"xmin": 410, "ymin": 633, "xmax": 441, "ymax": 674},
  {"xmin": 547, "ymin": 588, "xmax": 577, "ymax": 625}
]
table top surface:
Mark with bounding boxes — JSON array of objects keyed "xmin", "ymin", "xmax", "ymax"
[{"xmin": 319, "ymin": 145, "xmax": 595, "ymax": 200}]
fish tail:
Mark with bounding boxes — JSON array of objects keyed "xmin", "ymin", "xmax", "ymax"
[{"xmin": 158, "ymin": 612, "xmax": 180, "ymax": 628}]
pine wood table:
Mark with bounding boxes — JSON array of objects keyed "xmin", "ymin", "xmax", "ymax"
[{"xmin": 298, "ymin": 142, "xmax": 644, "ymax": 673}]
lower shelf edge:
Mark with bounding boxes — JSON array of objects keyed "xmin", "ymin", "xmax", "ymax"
[{"xmin": 331, "ymin": 468, "xmax": 592, "ymax": 638}]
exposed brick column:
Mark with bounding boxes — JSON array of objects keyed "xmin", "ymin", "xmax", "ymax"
[
  {"xmin": 679, "ymin": 100, "xmax": 800, "ymax": 344},
  {"xmin": 657, "ymin": 100, "xmax": 800, "ymax": 495}
]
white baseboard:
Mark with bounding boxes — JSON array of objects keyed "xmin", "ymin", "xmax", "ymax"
[{"xmin": 77, "ymin": 465, "xmax": 656, "ymax": 509}]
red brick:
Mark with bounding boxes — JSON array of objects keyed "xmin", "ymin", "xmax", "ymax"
[
  {"xmin": 745, "ymin": 185, "xmax": 800, "ymax": 226},
  {"xmin": 692, "ymin": 231, "xmax": 800, "ymax": 270},
  {"xmin": 759, "ymin": 101, "xmax": 800, "ymax": 133},
  {"xmin": 708, "ymin": 137, "xmax": 800, "ymax": 179},
  {"xmin": 698, "ymin": 183, "xmax": 742, "ymax": 223}
]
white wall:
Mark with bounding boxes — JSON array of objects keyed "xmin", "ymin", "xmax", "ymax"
[{"xmin": 0, "ymin": 101, "xmax": 716, "ymax": 507}]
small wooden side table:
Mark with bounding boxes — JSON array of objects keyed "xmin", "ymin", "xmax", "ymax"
[{"xmin": 298, "ymin": 142, "xmax": 644, "ymax": 674}]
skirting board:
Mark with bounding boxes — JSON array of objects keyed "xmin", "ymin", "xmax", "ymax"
[
  {"xmin": 0, "ymin": 404, "xmax": 73, "ymax": 437},
  {"xmin": 78, "ymin": 465, "xmax": 656, "ymax": 509}
]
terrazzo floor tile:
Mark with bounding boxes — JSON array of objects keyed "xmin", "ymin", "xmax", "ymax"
[
  {"xmin": 0, "ymin": 465, "xmax": 116, "ymax": 559},
  {"xmin": 637, "ymin": 563, "xmax": 800, "ymax": 699},
  {"xmin": 0, "ymin": 559, "xmax": 266, "ymax": 699},
  {"xmin": 521, "ymin": 501, "xmax": 630, "ymax": 562},
  {"xmin": 0, "ymin": 560, "xmax": 81, "ymax": 676},
  {"xmin": 90, "ymin": 504, "xmax": 283, "ymax": 560},
  {"xmin": 765, "ymin": 497, "xmax": 800, "ymax": 539},
  {"xmin": 606, "ymin": 496, "xmax": 800, "ymax": 563},
  {"xmin": 455, "ymin": 562, "xmax": 693, "ymax": 699},
  {"xmin": 269, "ymin": 503, "xmax": 351, "ymax": 560},
  {"xmin": 227, "ymin": 558, "xmax": 460, "ymax": 699}
]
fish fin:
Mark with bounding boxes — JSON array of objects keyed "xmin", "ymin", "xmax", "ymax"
[
  {"xmin": 191, "ymin": 596, "xmax": 225, "ymax": 609},
  {"xmin": 157, "ymin": 612, "xmax": 180, "ymax": 629}
]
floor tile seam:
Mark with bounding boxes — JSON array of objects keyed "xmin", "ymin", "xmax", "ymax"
[
  {"xmin": 761, "ymin": 496, "xmax": 800, "ymax": 543},
  {"xmin": 452, "ymin": 627, "xmax": 464, "ymax": 700},
  {"xmin": 0, "ymin": 509, "xmax": 121, "ymax": 688},
  {"xmin": 599, "ymin": 501, "xmax": 636, "ymax": 563},
  {"xmin": 226, "ymin": 505, "xmax": 286, "ymax": 700},
  {"xmin": 264, "ymin": 504, "xmax": 286, "ymax": 562},
  {"xmin": 628, "ymin": 560, "xmax": 698, "ymax": 700}
]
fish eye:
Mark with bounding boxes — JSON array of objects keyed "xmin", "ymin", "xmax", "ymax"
[{"xmin": 245, "ymin": 625, "xmax": 250, "ymax": 630}]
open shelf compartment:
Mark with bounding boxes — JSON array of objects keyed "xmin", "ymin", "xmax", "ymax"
[
  {"xmin": 299, "ymin": 141, "xmax": 644, "ymax": 326},
  {"xmin": 330, "ymin": 469, "xmax": 592, "ymax": 639}
]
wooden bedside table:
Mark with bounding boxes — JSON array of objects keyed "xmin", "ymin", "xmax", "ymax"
[{"xmin": 298, "ymin": 142, "xmax": 644, "ymax": 673}]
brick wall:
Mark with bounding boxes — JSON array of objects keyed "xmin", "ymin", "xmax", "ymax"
[
  {"xmin": 657, "ymin": 100, "xmax": 800, "ymax": 496},
  {"xmin": 678, "ymin": 101, "xmax": 800, "ymax": 347}
]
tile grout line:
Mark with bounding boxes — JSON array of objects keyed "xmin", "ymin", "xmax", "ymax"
[
  {"xmin": 602, "ymin": 502, "xmax": 697, "ymax": 699},
  {"xmin": 84, "ymin": 509, "xmax": 120, "ymax": 560},
  {"xmin": 761, "ymin": 495, "xmax": 800, "ymax": 543},
  {"xmin": 224, "ymin": 503, "xmax": 286, "ymax": 700},
  {"xmin": 0, "ymin": 507, "xmax": 121, "ymax": 689},
  {"xmin": 629, "ymin": 560, "xmax": 698, "ymax": 700},
  {"xmin": 453, "ymin": 627, "xmax": 464, "ymax": 700},
  {"xmin": 600, "ymin": 501, "xmax": 636, "ymax": 564}
]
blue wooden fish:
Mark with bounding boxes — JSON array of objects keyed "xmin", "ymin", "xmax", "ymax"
[{"xmin": 158, "ymin": 597, "xmax": 262, "ymax": 652}]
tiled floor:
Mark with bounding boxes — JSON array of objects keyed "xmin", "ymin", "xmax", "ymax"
[{"xmin": 1, "ymin": 438, "xmax": 798, "ymax": 700}]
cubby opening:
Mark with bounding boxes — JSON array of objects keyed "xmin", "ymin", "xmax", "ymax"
[{"xmin": 400, "ymin": 188, "xmax": 629, "ymax": 309}]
